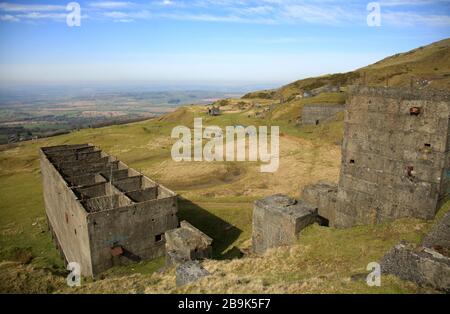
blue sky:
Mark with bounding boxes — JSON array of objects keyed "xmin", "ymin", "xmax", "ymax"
[{"xmin": 0, "ymin": 0, "xmax": 449, "ymax": 86}]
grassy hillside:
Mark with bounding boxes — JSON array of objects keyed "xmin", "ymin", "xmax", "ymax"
[
  {"xmin": 0, "ymin": 107, "xmax": 345, "ymax": 293},
  {"xmin": 1, "ymin": 105, "xmax": 448, "ymax": 294},
  {"xmin": 1, "ymin": 38, "xmax": 449, "ymax": 293},
  {"xmin": 243, "ymin": 38, "xmax": 450, "ymax": 100}
]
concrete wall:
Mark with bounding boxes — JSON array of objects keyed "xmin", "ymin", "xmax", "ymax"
[
  {"xmin": 165, "ymin": 220, "xmax": 213, "ymax": 266},
  {"xmin": 334, "ymin": 86, "xmax": 450, "ymax": 227},
  {"xmin": 41, "ymin": 144, "xmax": 179, "ymax": 277},
  {"xmin": 87, "ymin": 196, "xmax": 178, "ymax": 275},
  {"xmin": 301, "ymin": 181, "xmax": 338, "ymax": 226},
  {"xmin": 252, "ymin": 195, "xmax": 317, "ymax": 254},
  {"xmin": 301, "ymin": 104, "xmax": 344, "ymax": 125},
  {"xmin": 40, "ymin": 150, "xmax": 93, "ymax": 276}
]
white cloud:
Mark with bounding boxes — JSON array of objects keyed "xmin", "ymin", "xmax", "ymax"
[
  {"xmin": 379, "ymin": 0, "xmax": 449, "ymax": 6},
  {"xmin": 16, "ymin": 12, "xmax": 68, "ymax": 20},
  {"xmin": 0, "ymin": 3, "xmax": 65, "ymax": 12},
  {"xmin": 0, "ymin": 14, "xmax": 19, "ymax": 21},
  {"xmin": 116, "ymin": 18, "xmax": 134, "ymax": 22},
  {"xmin": 103, "ymin": 10, "xmax": 151, "ymax": 21},
  {"xmin": 383, "ymin": 11, "xmax": 450, "ymax": 26},
  {"xmin": 281, "ymin": 4, "xmax": 358, "ymax": 24},
  {"xmin": 161, "ymin": 12, "xmax": 275, "ymax": 24},
  {"xmin": 89, "ymin": 1, "xmax": 133, "ymax": 9},
  {"xmin": 0, "ymin": 0, "xmax": 448, "ymax": 28}
]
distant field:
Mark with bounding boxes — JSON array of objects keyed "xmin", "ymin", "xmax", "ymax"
[{"xmin": 0, "ymin": 90, "xmax": 236, "ymax": 144}]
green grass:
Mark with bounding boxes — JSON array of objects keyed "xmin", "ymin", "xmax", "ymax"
[{"xmin": 0, "ymin": 114, "xmax": 259, "ymax": 288}]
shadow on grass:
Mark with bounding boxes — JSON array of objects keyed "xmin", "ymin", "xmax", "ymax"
[{"xmin": 178, "ymin": 197, "xmax": 244, "ymax": 260}]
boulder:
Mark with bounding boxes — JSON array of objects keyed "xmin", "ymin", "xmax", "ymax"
[{"xmin": 176, "ymin": 261, "xmax": 210, "ymax": 286}]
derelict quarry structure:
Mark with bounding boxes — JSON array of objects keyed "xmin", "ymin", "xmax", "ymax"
[
  {"xmin": 40, "ymin": 144, "xmax": 178, "ymax": 277},
  {"xmin": 304, "ymin": 86, "xmax": 450, "ymax": 228},
  {"xmin": 252, "ymin": 86, "xmax": 450, "ymax": 291},
  {"xmin": 254, "ymin": 86, "xmax": 450, "ymax": 252}
]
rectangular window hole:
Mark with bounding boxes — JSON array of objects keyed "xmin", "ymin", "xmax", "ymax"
[
  {"xmin": 155, "ymin": 233, "xmax": 163, "ymax": 242},
  {"xmin": 424, "ymin": 143, "xmax": 431, "ymax": 148},
  {"xmin": 350, "ymin": 159, "xmax": 355, "ymax": 164}
]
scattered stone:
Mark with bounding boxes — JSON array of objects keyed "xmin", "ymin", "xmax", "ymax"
[
  {"xmin": 380, "ymin": 242, "xmax": 450, "ymax": 292},
  {"xmin": 176, "ymin": 261, "xmax": 210, "ymax": 286},
  {"xmin": 252, "ymin": 194, "xmax": 317, "ymax": 254}
]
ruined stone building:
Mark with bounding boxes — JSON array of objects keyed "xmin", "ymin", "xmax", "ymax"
[
  {"xmin": 40, "ymin": 144, "xmax": 178, "ymax": 277},
  {"xmin": 253, "ymin": 86, "xmax": 450, "ymax": 255},
  {"xmin": 207, "ymin": 106, "xmax": 220, "ymax": 116},
  {"xmin": 380, "ymin": 210, "xmax": 450, "ymax": 292},
  {"xmin": 301, "ymin": 103, "xmax": 344, "ymax": 125},
  {"xmin": 252, "ymin": 194, "xmax": 317, "ymax": 254},
  {"xmin": 303, "ymin": 86, "xmax": 450, "ymax": 228},
  {"xmin": 165, "ymin": 220, "xmax": 213, "ymax": 266}
]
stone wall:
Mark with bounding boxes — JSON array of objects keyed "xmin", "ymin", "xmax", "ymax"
[
  {"xmin": 300, "ymin": 86, "xmax": 450, "ymax": 228},
  {"xmin": 40, "ymin": 144, "xmax": 179, "ymax": 277},
  {"xmin": 87, "ymin": 196, "xmax": 178, "ymax": 275},
  {"xmin": 334, "ymin": 86, "xmax": 450, "ymax": 227},
  {"xmin": 252, "ymin": 194, "xmax": 317, "ymax": 254},
  {"xmin": 165, "ymin": 220, "xmax": 213, "ymax": 266},
  {"xmin": 40, "ymin": 148, "xmax": 93, "ymax": 276},
  {"xmin": 301, "ymin": 181, "xmax": 338, "ymax": 226},
  {"xmin": 301, "ymin": 104, "xmax": 344, "ymax": 125}
]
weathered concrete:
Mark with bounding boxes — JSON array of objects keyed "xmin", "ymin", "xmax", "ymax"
[
  {"xmin": 301, "ymin": 181, "xmax": 338, "ymax": 226},
  {"xmin": 40, "ymin": 144, "xmax": 179, "ymax": 277},
  {"xmin": 126, "ymin": 187, "xmax": 158, "ymax": 202},
  {"xmin": 165, "ymin": 221, "xmax": 213, "ymax": 266},
  {"xmin": 252, "ymin": 194, "xmax": 317, "ymax": 254},
  {"xmin": 380, "ymin": 242, "xmax": 450, "ymax": 292},
  {"xmin": 335, "ymin": 86, "xmax": 450, "ymax": 227},
  {"xmin": 301, "ymin": 104, "xmax": 344, "ymax": 125},
  {"xmin": 301, "ymin": 86, "xmax": 450, "ymax": 228},
  {"xmin": 176, "ymin": 261, "xmax": 210, "ymax": 286}
]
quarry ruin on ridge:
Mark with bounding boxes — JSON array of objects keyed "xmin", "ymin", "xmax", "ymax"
[
  {"xmin": 40, "ymin": 144, "xmax": 179, "ymax": 277},
  {"xmin": 250, "ymin": 85, "xmax": 450, "ymax": 291},
  {"xmin": 39, "ymin": 86, "xmax": 450, "ymax": 290}
]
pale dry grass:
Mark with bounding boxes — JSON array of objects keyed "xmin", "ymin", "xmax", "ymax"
[{"xmin": 143, "ymin": 134, "xmax": 340, "ymax": 199}]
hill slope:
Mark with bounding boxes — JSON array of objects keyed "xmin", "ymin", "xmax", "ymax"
[{"xmin": 243, "ymin": 38, "xmax": 450, "ymax": 101}]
